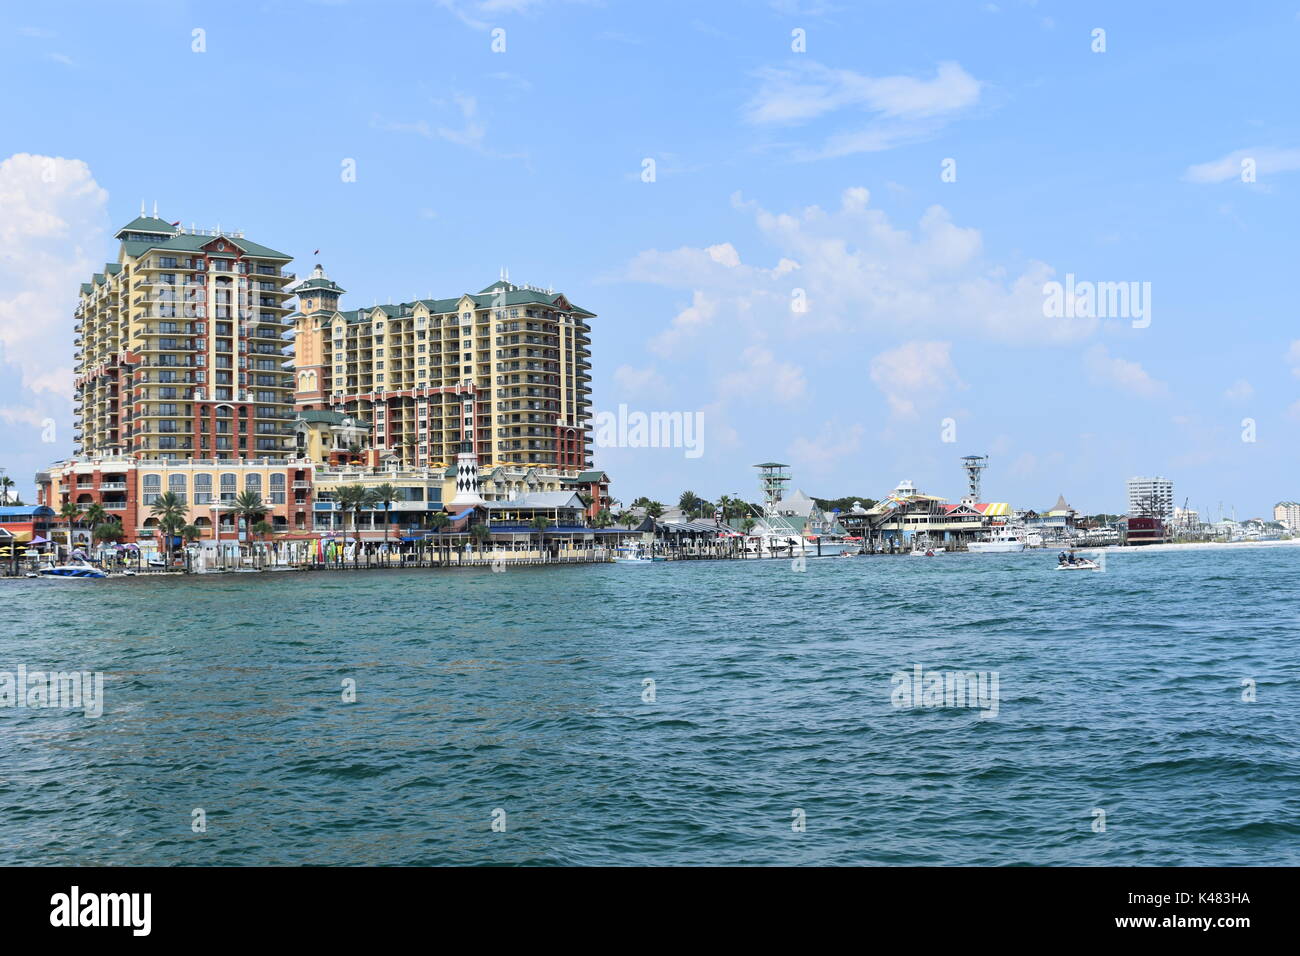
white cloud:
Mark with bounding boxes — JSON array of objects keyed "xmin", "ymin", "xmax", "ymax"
[
  {"xmin": 744, "ymin": 60, "xmax": 981, "ymax": 159},
  {"xmin": 612, "ymin": 364, "xmax": 668, "ymax": 396},
  {"xmin": 1082, "ymin": 344, "xmax": 1166, "ymax": 398},
  {"xmin": 0, "ymin": 153, "xmax": 110, "ymax": 400},
  {"xmin": 788, "ymin": 420, "xmax": 864, "ymax": 472},
  {"xmin": 629, "ymin": 187, "xmax": 1088, "ymax": 350},
  {"xmin": 1223, "ymin": 379, "xmax": 1253, "ymax": 402},
  {"xmin": 1286, "ymin": 339, "xmax": 1300, "ymax": 375},
  {"xmin": 869, "ymin": 340, "xmax": 959, "ymax": 418},
  {"xmin": 647, "ymin": 290, "xmax": 721, "ymax": 356},
  {"xmin": 718, "ymin": 346, "xmax": 806, "ymax": 403},
  {"xmin": 1184, "ymin": 147, "xmax": 1300, "ymax": 184}
]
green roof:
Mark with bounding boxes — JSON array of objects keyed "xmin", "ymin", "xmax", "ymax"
[
  {"xmin": 327, "ymin": 281, "xmax": 595, "ymax": 325},
  {"xmin": 297, "ymin": 265, "xmax": 346, "ymax": 295},
  {"xmin": 80, "ymin": 283, "xmax": 93, "ymax": 294},
  {"xmin": 574, "ymin": 470, "xmax": 608, "ymax": 483},
  {"xmin": 121, "ymin": 231, "xmax": 291, "ymax": 261},
  {"xmin": 114, "ymin": 216, "xmax": 177, "ymax": 238}
]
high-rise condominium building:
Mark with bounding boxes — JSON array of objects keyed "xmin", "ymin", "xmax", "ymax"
[
  {"xmin": 1274, "ymin": 501, "xmax": 1300, "ymax": 533},
  {"xmin": 289, "ymin": 266, "xmax": 595, "ymax": 471},
  {"xmin": 74, "ymin": 209, "xmax": 297, "ymax": 460},
  {"xmin": 1126, "ymin": 476, "xmax": 1174, "ymax": 520}
]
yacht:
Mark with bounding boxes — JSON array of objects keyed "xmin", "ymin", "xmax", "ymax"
[{"xmin": 968, "ymin": 526, "xmax": 1029, "ymax": 553}]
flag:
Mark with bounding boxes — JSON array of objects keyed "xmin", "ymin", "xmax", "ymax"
[{"xmin": 171, "ymin": 220, "xmax": 181, "ymax": 226}]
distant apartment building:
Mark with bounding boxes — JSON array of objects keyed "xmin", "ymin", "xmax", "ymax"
[
  {"xmin": 74, "ymin": 209, "xmax": 297, "ymax": 460},
  {"xmin": 1274, "ymin": 501, "xmax": 1300, "ymax": 533},
  {"xmin": 288, "ymin": 265, "xmax": 594, "ymax": 472},
  {"xmin": 1126, "ymin": 476, "xmax": 1174, "ymax": 520}
]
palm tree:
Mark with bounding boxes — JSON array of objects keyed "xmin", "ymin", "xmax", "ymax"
[
  {"xmin": 334, "ymin": 484, "xmax": 374, "ymax": 565},
  {"xmin": 469, "ymin": 523, "xmax": 491, "ymax": 557},
  {"xmin": 59, "ymin": 501, "xmax": 81, "ymax": 559},
  {"xmin": 645, "ymin": 501, "xmax": 665, "ymax": 519},
  {"xmin": 0, "ymin": 473, "xmax": 15, "ymax": 505},
  {"xmin": 679, "ymin": 490, "xmax": 703, "ymax": 518},
  {"xmin": 150, "ymin": 491, "xmax": 187, "ymax": 567},
  {"xmin": 181, "ymin": 524, "xmax": 202, "ymax": 545},
  {"xmin": 252, "ymin": 520, "xmax": 273, "ymax": 567},
  {"xmin": 592, "ymin": 508, "xmax": 613, "ymax": 529},
  {"xmin": 93, "ymin": 519, "xmax": 124, "ymax": 543},
  {"xmin": 372, "ymin": 482, "xmax": 398, "ymax": 554},
  {"xmin": 427, "ymin": 511, "xmax": 451, "ymax": 564},
  {"xmin": 83, "ymin": 503, "xmax": 108, "ymax": 534},
  {"xmin": 531, "ymin": 514, "xmax": 552, "ymax": 557}
]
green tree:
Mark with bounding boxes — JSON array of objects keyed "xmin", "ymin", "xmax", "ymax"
[
  {"xmin": 59, "ymin": 501, "xmax": 80, "ymax": 558},
  {"xmin": 645, "ymin": 501, "xmax": 665, "ymax": 519},
  {"xmin": 372, "ymin": 482, "xmax": 398, "ymax": 551},
  {"xmin": 0, "ymin": 472, "xmax": 14, "ymax": 505},
  {"xmin": 150, "ymin": 491, "xmax": 187, "ymax": 567},
  {"xmin": 679, "ymin": 491, "xmax": 703, "ymax": 518},
  {"xmin": 531, "ymin": 514, "xmax": 552, "ymax": 555},
  {"xmin": 469, "ymin": 523, "xmax": 491, "ymax": 555},
  {"xmin": 93, "ymin": 520, "xmax": 125, "ymax": 543},
  {"xmin": 334, "ymin": 485, "xmax": 375, "ymax": 564},
  {"xmin": 427, "ymin": 511, "xmax": 451, "ymax": 563}
]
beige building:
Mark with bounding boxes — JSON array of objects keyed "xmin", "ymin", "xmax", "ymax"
[
  {"xmin": 289, "ymin": 265, "xmax": 594, "ymax": 473},
  {"xmin": 74, "ymin": 208, "xmax": 297, "ymax": 461},
  {"xmin": 1274, "ymin": 501, "xmax": 1300, "ymax": 533}
]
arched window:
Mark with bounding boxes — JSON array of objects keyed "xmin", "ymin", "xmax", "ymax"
[
  {"xmin": 142, "ymin": 474, "xmax": 161, "ymax": 506},
  {"xmin": 195, "ymin": 473, "xmax": 212, "ymax": 505},
  {"xmin": 220, "ymin": 473, "xmax": 236, "ymax": 502},
  {"xmin": 245, "ymin": 473, "xmax": 262, "ymax": 494},
  {"xmin": 270, "ymin": 473, "xmax": 286, "ymax": 504},
  {"xmin": 169, "ymin": 473, "xmax": 187, "ymax": 504}
]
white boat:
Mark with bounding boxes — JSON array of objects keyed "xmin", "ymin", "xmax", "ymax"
[
  {"xmin": 1055, "ymin": 558, "xmax": 1101, "ymax": 571},
  {"xmin": 911, "ymin": 546, "xmax": 945, "ymax": 556},
  {"xmin": 968, "ymin": 526, "xmax": 1028, "ymax": 553},
  {"xmin": 265, "ymin": 564, "xmax": 300, "ymax": 572},
  {"xmin": 613, "ymin": 547, "xmax": 655, "ymax": 564},
  {"xmin": 34, "ymin": 560, "xmax": 107, "ymax": 579}
]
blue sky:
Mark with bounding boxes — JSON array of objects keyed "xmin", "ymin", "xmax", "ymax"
[{"xmin": 2, "ymin": 0, "xmax": 1299, "ymax": 518}]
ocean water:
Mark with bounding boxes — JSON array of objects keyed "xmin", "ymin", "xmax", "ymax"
[{"xmin": 2, "ymin": 547, "xmax": 1298, "ymax": 866}]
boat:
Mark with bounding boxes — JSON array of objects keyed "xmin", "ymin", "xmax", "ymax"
[
  {"xmin": 265, "ymin": 564, "xmax": 300, "ymax": 572},
  {"xmin": 968, "ymin": 526, "xmax": 1028, "ymax": 553},
  {"xmin": 911, "ymin": 547, "xmax": 943, "ymax": 556},
  {"xmin": 1055, "ymin": 558, "xmax": 1101, "ymax": 571},
  {"xmin": 35, "ymin": 560, "xmax": 107, "ymax": 579},
  {"xmin": 613, "ymin": 547, "xmax": 655, "ymax": 564}
]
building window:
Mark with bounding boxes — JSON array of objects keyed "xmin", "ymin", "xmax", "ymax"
[
  {"xmin": 220, "ymin": 473, "xmax": 236, "ymax": 503},
  {"xmin": 142, "ymin": 474, "xmax": 161, "ymax": 506},
  {"xmin": 195, "ymin": 473, "xmax": 212, "ymax": 505},
  {"xmin": 245, "ymin": 473, "xmax": 262, "ymax": 494},
  {"xmin": 168, "ymin": 473, "xmax": 187, "ymax": 504}
]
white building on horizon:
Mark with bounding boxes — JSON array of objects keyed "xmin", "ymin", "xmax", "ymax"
[{"xmin": 1127, "ymin": 476, "xmax": 1174, "ymax": 520}]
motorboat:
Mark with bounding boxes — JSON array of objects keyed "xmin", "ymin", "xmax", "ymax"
[
  {"xmin": 968, "ymin": 526, "xmax": 1029, "ymax": 553},
  {"xmin": 1055, "ymin": 556, "xmax": 1101, "ymax": 571},
  {"xmin": 911, "ymin": 547, "xmax": 943, "ymax": 556},
  {"xmin": 613, "ymin": 547, "xmax": 655, "ymax": 564},
  {"xmin": 34, "ymin": 560, "xmax": 107, "ymax": 579}
]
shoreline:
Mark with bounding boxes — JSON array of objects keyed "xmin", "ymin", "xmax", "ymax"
[{"xmin": 1078, "ymin": 538, "xmax": 1300, "ymax": 555}]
